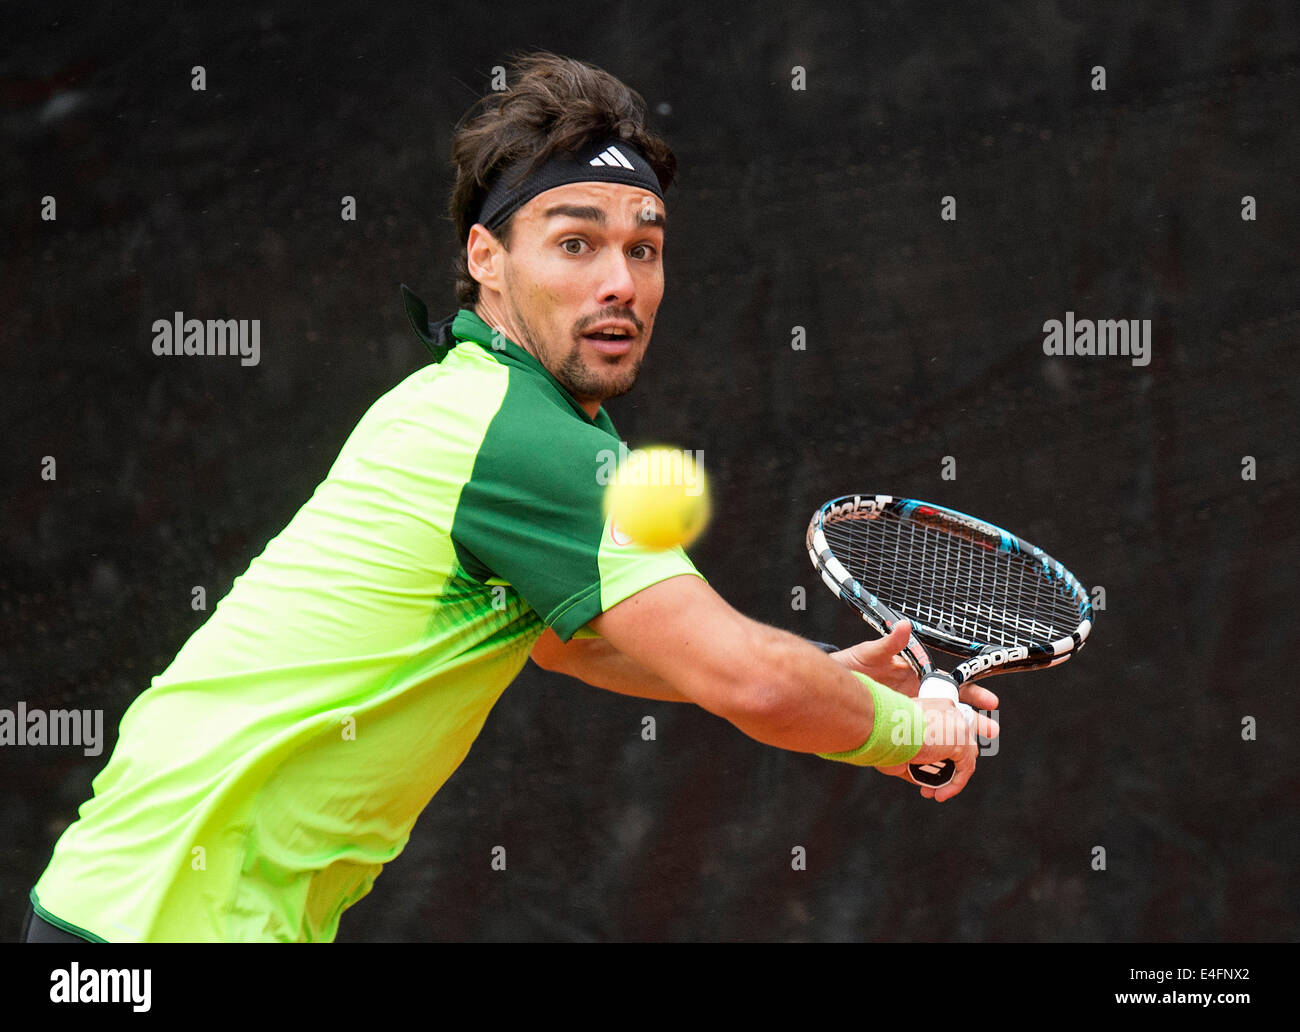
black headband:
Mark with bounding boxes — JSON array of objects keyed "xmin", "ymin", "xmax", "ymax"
[{"xmin": 474, "ymin": 138, "xmax": 665, "ymax": 234}]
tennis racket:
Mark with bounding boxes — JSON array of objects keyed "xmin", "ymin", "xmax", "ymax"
[{"xmin": 806, "ymin": 494, "xmax": 1092, "ymax": 787}]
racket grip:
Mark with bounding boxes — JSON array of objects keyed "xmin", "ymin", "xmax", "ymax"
[{"xmin": 908, "ymin": 674, "xmax": 974, "ymax": 788}]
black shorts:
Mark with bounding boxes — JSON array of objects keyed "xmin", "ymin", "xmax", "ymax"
[{"xmin": 19, "ymin": 903, "xmax": 94, "ymax": 944}]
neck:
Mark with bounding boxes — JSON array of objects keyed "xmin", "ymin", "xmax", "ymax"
[
  {"xmin": 473, "ymin": 301, "xmax": 602, "ymax": 421},
  {"xmin": 473, "ymin": 300, "xmax": 532, "ymax": 360}
]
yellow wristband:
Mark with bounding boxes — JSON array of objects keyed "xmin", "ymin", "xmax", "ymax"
[{"xmin": 818, "ymin": 673, "xmax": 925, "ymax": 767}]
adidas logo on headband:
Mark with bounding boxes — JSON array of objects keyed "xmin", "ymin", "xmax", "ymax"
[{"xmin": 588, "ymin": 145, "xmax": 635, "ymax": 170}]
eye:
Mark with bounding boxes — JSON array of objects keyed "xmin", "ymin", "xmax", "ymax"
[
  {"xmin": 560, "ymin": 238, "xmax": 589, "ymax": 255},
  {"xmin": 630, "ymin": 244, "xmax": 659, "ymax": 260}
]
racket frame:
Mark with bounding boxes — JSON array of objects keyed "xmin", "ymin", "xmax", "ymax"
[{"xmin": 806, "ymin": 494, "xmax": 1093, "ymax": 786}]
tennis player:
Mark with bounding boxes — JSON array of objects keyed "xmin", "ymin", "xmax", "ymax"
[{"xmin": 25, "ymin": 52, "xmax": 998, "ymax": 943}]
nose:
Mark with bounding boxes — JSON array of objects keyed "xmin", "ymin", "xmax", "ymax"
[{"xmin": 595, "ymin": 250, "xmax": 637, "ymax": 305}]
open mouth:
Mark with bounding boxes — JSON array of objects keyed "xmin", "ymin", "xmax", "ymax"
[{"xmin": 582, "ymin": 329, "xmax": 636, "ymax": 354}]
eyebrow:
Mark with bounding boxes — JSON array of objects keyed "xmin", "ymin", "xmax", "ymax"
[{"xmin": 543, "ymin": 203, "xmax": 665, "ymax": 230}]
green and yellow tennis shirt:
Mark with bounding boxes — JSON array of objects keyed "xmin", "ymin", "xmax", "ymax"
[{"xmin": 31, "ymin": 297, "xmax": 703, "ymax": 942}]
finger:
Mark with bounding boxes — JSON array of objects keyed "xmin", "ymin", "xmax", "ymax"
[
  {"xmin": 934, "ymin": 745, "xmax": 977, "ymax": 802},
  {"xmin": 926, "ymin": 705, "xmax": 978, "ymax": 801},
  {"xmin": 884, "ymin": 619, "xmax": 914, "ymax": 657},
  {"xmin": 858, "ymin": 618, "xmax": 911, "ymax": 658},
  {"xmin": 974, "ymin": 713, "xmax": 1000, "ymax": 740},
  {"xmin": 958, "ymin": 681, "xmax": 999, "ymax": 711}
]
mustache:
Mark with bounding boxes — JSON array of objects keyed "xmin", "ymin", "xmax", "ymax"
[{"xmin": 577, "ymin": 313, "xmax": 643, "ymax": 334}]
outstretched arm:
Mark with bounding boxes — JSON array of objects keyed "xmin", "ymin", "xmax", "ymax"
[
  {"xmin": 532, "ymin": 574, "xmax": 998, "ymax": 800},
  {"xmin": 582, "ymin": 574, "xmax": 881, "ymax": 754}
]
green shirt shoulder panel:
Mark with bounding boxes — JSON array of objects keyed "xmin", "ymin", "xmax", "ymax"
[{"xmin": 447, "ymin": 310, "xmax": 701, "ymax": 640}]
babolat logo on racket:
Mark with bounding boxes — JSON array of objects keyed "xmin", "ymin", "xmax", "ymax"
[
  {"xmin": 966, "ymin": 646, "xmax": 1030, "ymax": 674},
  {"xmin": 903, "ymin": 501, "xmax": 1008, "ymax": 550},
  {"xmin": 826, "ymin": 495, "xmax": 884, "ymax": 521}
]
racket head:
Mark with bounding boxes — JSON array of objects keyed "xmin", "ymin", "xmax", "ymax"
[{"xmin": 807, "ymin": 494, "xmax": 1092, "ymax": 677}]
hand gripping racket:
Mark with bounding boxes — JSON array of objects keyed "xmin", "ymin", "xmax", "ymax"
[{"xmin": 806, "ymin": 495, "xmax": 1092, "ymax": 787}]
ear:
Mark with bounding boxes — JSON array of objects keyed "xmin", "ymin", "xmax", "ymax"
[{"xmin": 466, "ymin": 223, "xmax": 504, "ymax": 293}]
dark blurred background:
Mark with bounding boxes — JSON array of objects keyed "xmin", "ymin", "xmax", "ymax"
[{"xmin": 2, "ymin": 1, "xmax": 1296, "ymax": 942}]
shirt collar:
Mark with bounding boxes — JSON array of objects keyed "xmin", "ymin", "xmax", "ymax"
[
  {"xmin": 400, "ymin": 283, "xmax": 454, "ymax": 360},
  {"xmin": 399, "ymin": 285, "xmax": 615, "ymax": 430}
]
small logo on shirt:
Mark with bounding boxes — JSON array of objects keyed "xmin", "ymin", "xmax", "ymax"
[{"xmin": 609, "ymin": 521, "xmax": 634, "ymax": 547}]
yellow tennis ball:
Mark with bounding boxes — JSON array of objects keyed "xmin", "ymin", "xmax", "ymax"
[{"xmin": 603, "ymin": 447, "xmax": 711, "ymax": 550}]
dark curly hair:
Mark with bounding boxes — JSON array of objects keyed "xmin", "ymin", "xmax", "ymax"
[{"xmin": 447, "ymin": 51, "xmax": 677, "ymax": 308}]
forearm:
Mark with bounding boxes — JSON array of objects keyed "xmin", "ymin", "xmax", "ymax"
[
  {"xmin": 593, "ymin": 594, "xmax": 882, "ymax": 753},
  {"xmin": 533, "ymin": 623, "xmax": 879, "ymax": 743},
  {"xmin": 704, "ymin": 623, "xmax": 881, "ymax": 755},
  {"xmin": 558, "ymin": 577, "xmax": 917, "ymax": 758},
  {"xmin": 552, "ymin": 628, "xmax": 882, "ymax": 750}
]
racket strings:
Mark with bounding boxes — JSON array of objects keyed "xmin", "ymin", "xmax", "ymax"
[{"xmin": 824, "ymin": 513, "xmax": 1082, "ymax": 648}]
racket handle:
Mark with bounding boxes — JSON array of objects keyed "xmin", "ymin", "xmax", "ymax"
[{"xmin": 908, "ymin": 674, "xmax": 975, "ymax": 788}]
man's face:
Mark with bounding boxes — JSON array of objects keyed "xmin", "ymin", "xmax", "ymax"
[{"xmin": 468, "ymin": 181, "xmax": 665, "ymax": 414}]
